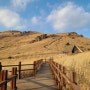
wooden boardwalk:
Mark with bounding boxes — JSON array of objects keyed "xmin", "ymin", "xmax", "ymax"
[{"xmin": 16, "ymin": 63, "xmax": 57, "ymax": 90}]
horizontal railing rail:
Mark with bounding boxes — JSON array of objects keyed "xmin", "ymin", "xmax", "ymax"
[
  {"xmin": 2, "ymin": 63, "xmax": 34, "ymax": 67},
  {"xmin": 49, "ymin": 60, "xmax": 80, "ymax": 90},
  {"xmin": 0, "ymin": 59, "xmax": 43, "ymax": 79},
  {"xmin": 0, "ymin": 59, "xmax": 43, "ymax": 90}
]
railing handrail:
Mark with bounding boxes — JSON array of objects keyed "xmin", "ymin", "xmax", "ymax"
[
  {"xmin": 0, "ymin": 75, "xmax": 17, "ymax": 86},
  {"xmin": 2, "ymin": 64, "xmax": 34, "ymax": 67},
  {"xmin": 33, "ymin": 59, "xmax": 43, "ymax": 76},
  {"xmin": 0, "ymin": 59, "xmax": 43, "ymax": 90},
  {"xmin": 49, "ymin": 60, "xmax": 80, "ymax": 90},
  {"xmin": 0, "ymin": 59, "xmax": 44, "ymax": 79}
]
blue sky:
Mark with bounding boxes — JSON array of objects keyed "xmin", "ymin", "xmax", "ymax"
[{"xmin": 0, "ymin": 0, "xmax": 90, "ymax": 38}]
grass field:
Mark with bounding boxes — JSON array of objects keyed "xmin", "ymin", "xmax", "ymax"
[{"xmin": 54, "ymin": 52, "xmax": 90, "ymax": 90}]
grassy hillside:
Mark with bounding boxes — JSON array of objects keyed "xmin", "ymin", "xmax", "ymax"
[{"xmin": 0, "ymin": 31, "xmax": 90, "ymax": 63}]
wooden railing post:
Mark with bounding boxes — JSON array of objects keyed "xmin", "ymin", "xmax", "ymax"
[
  {"xmin": 3, "ymin": 70, "xmax": 8, "ymax": 90},
  {"xmin": 18, "ymin": 62, "xmax": 21, "ymax": 79},
  {"xmin": 0, "ymin": 62, "xmax": 2, "ymax": 71},
  {"xmin": 56, "ymin": 63, "xmax": 58, "ymax": 85},
  {"xmin": 33, "ymin": 61, "xmax": 36, "ymax": 76},
  {"xmin": 0, "ymin": 70, "xmax": 4, "ymax": 90},
  {"xmin": 13, "ymin": 67, "xmax": 17, "ymax": 90},
  {"xmin": 63, "ymin": 67, "xmax": 66, "ymax": 86},
  {"xmin": 71, "ymin": 71, "xmax": 76, "ymax": 83},
  {"xmin": 57, "ymin": 64, "xmax": 61, "ymax": 90},
  {"xmin": 0, "ymin": 70, "xmax": 8, "ymax": 90},
  {"xmin": 11, "ymin": 68, "xmax": 14, "ymax": 90},
  {"xmin": 10, "ymin": 67, "xmax": 17, "ymax": 90},
  {"xmin": 70, "ymin": 71, "xmax": 76, "ymax": 90},
  {"xmin": 62, "ymin": 66, "xmax": 66, "ymax": 90}
]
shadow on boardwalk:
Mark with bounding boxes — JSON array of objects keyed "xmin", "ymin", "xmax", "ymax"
[{"xmin": 16, "ymin": 63, "xmax": 57, "ymax": 90}]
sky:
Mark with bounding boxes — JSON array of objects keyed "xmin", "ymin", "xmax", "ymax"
[{"xmin": 0, "ymin": 0, "xmax": 90, "ymax": 38}]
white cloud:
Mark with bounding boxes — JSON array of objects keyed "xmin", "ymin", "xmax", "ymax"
[
  {"xmin": 31, "ymin": 16, "xmax": 38, "ymax": 25},
  {"xmin": 11, "ymin": 0, "xmax": 35, "ymax": 9},
  {"xmin": 30, "ymin": 16, "xmax": 44, "ymax": 27},
  {"xmin": 0, "ymin": 8, "xmax": 27, "ymax": 30},
  {"xmin": 47, "ymin": 2, "xmax": 90, "ymax": 31},
  {"xmin": 0, "ymin": 8, "xmax": 21, "ymax": 28},
  {"xmin": 0, "ymin": 8, "xmax": 43, "ymax": 31}
]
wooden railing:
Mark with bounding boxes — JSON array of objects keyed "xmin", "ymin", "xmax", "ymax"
[
  {"xmin": 0, "ymin": 59, "xmax": 43, "ymax": 79},
  {"xmin": 0, "ymin": 67, "xmax": 17, "ymax": 90},
  {"xmin": 33, "ymin": 59, "xmax": 43, "ymax": 76},
  {"xmin": 49, "ymin": 60, "xmax": 80, "ymax": 90}
]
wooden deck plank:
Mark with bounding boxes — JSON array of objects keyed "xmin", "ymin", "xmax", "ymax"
[{"xmin": 16, "ymin": 63, "xmax": 57, "ymax": 90}]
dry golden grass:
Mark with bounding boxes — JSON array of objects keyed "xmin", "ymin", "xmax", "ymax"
[
  {"xmin": 54, "ymin": 52, "xmax": 90, "ymax": 90},
  {"xmin": 0, "ymin": 31, "xmax": 90, "ymax": 88},
  {"xmin": 0, "ymin": 31, "xmax": 90, "ymax": 61}
]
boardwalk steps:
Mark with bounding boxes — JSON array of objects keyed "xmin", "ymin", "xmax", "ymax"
[{"xmin": 16, "ymin": 63, "xmax": 57, "ymax": 90}]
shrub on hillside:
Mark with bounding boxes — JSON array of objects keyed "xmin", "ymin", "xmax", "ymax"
[
  {"xmin": 8, "ymin": 56, "xmax": 13, "ymax": 59},
  {"xmin": 66, "ymin": 42, "xmax": 70, "ymax": 45}
]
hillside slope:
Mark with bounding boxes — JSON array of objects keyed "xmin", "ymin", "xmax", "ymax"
[{"xmin": 0, "ymin": 31, "xmax": 90, "ymax": 61}]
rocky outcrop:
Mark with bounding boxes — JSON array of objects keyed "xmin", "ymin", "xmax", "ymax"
[
  {"xmin": 35, "ymin": 34, "xmax": 47, "ymax": 41},
  {"xmin": 30, "ymin": 34, "xmax": 48, "ymax": 43},
  {"xmin": 68, "ymin": 32, "xmax": 83, "ymax": 38}
]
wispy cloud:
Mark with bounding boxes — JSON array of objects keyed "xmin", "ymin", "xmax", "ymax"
[
  {"xmin": 47, "ymin": 2, "xmax": 90, "ymax": 32},
  {"xmin": 0, "ymin": 8, "xmax": 43, "ymax": 31},
  {"xmin": 11, "ymin": 0, "xmax": 35, "ymax": 9},
  {"xmin": 31, "ymin": 16, "xmax": 38, "ymax": 25}
]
